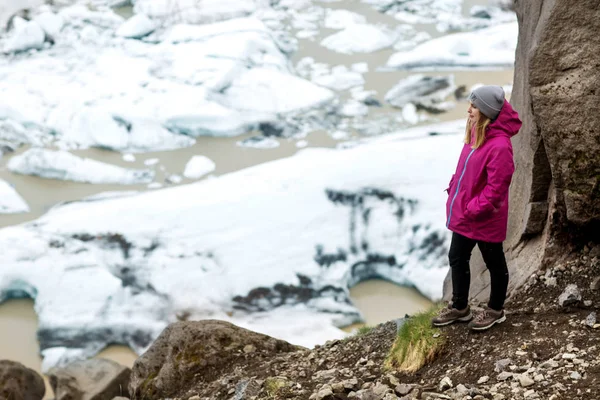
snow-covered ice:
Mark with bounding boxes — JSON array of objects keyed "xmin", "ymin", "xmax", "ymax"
[
  {"xmin": 340, "ymin": 100, "xmax": 369, "ymax": 117},
  {"xmin": 3, "ymin": 20, "xmax": 46, "ymax": 53},
  {"xmin": 0, "ymin": 180, "xmax": 29, "ymax": 214},
  {"xmin": 48, "ymin": 108, "xmax": 196, "ymax": 152},
  {"xmin": 312, "ymin": 65, "xmax": 365, "ymax": 91},
  {"xmin": 0, "ymin": 120, "xmax": 466, "ymax": 369},
  {"xmin": 386, "ymin": 22, "xmax": 518, "ymax": 69},
  {"xmin": 134, "ymin": 0, "xmax": 268, "ymax": 25},
  {"xmin": 363, "ymin": 0, "xmax": 462, "ymax": 26},
  {"xmin": 237, "ymin": 136, "xmax": 280, "ymax": 149},
  {"xmin": 321, "ymin": 23, "xmax": 397, "ymax": 54},
  {"xmin": 7, "ymin": 149, "xmax": 155, "ymax": 185},
  {"xmin": 323, "ymin": 9, "xmax": 366, "ymax": 30},
  {"xmin": 0, "ymin": 12, "xmax": 334, "ymax": 146},
  {"xmin": 115, "ymin": 13, "xmax": 157, "ymax": 39},
  {"xmin": 183, "ymin": 155, "xmax": 216, "ymax": 179},
  {"xmin": 385, "ymin": 74, "xmax": 455, "ymax": 112},
  {"xmin": 33, "ymin": 11, "xmax": 65, "ymax": 40}
]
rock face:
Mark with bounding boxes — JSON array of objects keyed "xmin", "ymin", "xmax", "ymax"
[
  {"xmin": 0, "ymin": 360, "xmax": 46, "ymax": 400},
  {"xmin": 510, "ymin": 0, "xmax": 600, "ymax": 237},
  {"xmin": 128, "ymin": 320, "xmax": 299, "ymax": 399},
  {"xmin": 445, "ymin": 0, "xmax": 600, "ymax": 304},
  {"xmin": 48, "ymin": 358, "xmax": 131, "ymax": 400}
]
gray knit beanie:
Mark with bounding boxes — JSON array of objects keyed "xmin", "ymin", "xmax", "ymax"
[{"xmin": 468, "ymin": 85, "xmax": 505, "ymax": 120}]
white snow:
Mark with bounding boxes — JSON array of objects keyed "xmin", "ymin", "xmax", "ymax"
[
  {"xmin": 47, "ymin": 107, "xmax": 196, "ymax": 153},
  {"xmin": 133, "ymin": 0, "xmax": 268, "ymax": 25},
  {"xmin": 7, "ymin": 149, "xmax": 155, "ymax": 185},
  {"xmin": 323, "ymin": 9, "xmax": 366, "ymax": 29},
  {"xmin": 0, "ymin": 13, "xmax": 333, "ymax": 145},
  {"xmin": 115, "ymin": 13, "xmax": 157, "ymax": 38},
  {"xmin": 351, "ymin": 62, "xmax": 369, "ymax": 73},
  {"xmin": 3, "ymin": 20, "xmax": 46, "ymax": 53},
  {"xmin": 0, "ymin": 180, "xmax": 29, "ymax": 214},
  {"xmin": 386, "ymin": 22, "xmax": 518, "ymax": 69},
  {"xmin": 362, "ymin": 0, "xmax": 462, "ymax": 27},
  {"xmin": 312, "ymin": 65, "xmax": 365, "ymax": 91},
  {"xmin": 320, "ymin": 23, "xmax": 397, "ymax": 54},
  {"xmin": 384, "ymin": 74, "xmax": 455, "ymax": 109},
  {"xmin": 33, "ymin": 11, "xmax": 65, "ymax": 40},
  {"xmin": 144, "ymin": 158, "xmax": 159, "ymax": 166},
  {"xmin": 340, "ymin": 100, "xmax": 369, "ymax": 117},
  {"xmin": 0, "ymin": 120, "xmax": 465, "ymax": 369},
  {"xmin": 122, "ymin": 154, "xmax": 136, "ymax": 162},
  {"xmin": 183, "ymin": 156, "xmax": 216, "ymax": 179}
]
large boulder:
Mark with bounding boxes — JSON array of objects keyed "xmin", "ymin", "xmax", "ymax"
[
  {"xmin": 0, "ymin": 360, "xmax": 45, "ymax": 400},
  {"xmin": 48, "ymin": 358, "xmax": 131, "ymax": 400},
  {"xmin": 129, "ymin": 320, "xmax": 299, "ymax": 399},
  {"xmin": 444, "ymin": 0, "xmax": 600, "ymax": 303}
]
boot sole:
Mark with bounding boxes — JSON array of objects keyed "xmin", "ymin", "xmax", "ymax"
[
  {"xmin": 432, "ymin": 312, "xmax": 473, "ymax": 327},
  {"xmin": 470, "ymin": 315, "xmax": 507, "ymax": 331}
]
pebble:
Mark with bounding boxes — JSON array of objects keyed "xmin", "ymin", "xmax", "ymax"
[
  {"xmin": 562, "ymin": 353, "xmax": 577, "ymax": 360},
  {"xmin": 438, "ymin": 376, "xmax": 453, "ymax": 391},
  {"xmin": 497, "ymin": 372, "xmax": 513, "ymax": 381},
  {"xmin": 570, "ymin": 371, "xmax": 582, "ymax": 380},
  {"xmin": 495, "ymin": 359, "xmax": 512, "ymax": 372},
  {"xmin": 478, "ymin": 376, "xmax": 490, "ymax": 384},
  {"xmin": 518, "ymin": 374, "xmax": 535, "ymax": 388}
]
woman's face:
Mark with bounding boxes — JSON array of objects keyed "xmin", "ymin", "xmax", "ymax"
[{"xmin": 468, "ymin": 102, "xmax": 481, "ymax": 123}]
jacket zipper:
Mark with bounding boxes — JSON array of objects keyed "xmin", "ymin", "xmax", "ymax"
[{"xmin": 447, "ymin": 148, "xmax": 476, "ymax": 227}]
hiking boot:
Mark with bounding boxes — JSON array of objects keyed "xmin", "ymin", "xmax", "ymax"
[
  {"xmin": 468, "ymin": 308, "xmax": 506, "ymax": 331},
  {"xmin": 432, "ymin": 304, "xmax": 472, "ymax": 326}
]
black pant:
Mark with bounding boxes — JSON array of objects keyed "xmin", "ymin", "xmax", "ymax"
[{"xmin": 449, "ymin": 232, "xmax": 509, "ymax": 311}]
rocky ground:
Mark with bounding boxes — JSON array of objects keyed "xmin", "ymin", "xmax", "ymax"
[{"xmin": 125, "ymin": 245, "xmax": 599, "ymax": 400}]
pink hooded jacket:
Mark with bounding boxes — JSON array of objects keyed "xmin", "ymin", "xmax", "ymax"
[{"xmin": 445, "ymin": 100, "xmax": 522, "ymax": 243}]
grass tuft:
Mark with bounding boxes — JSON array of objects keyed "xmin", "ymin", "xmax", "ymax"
[
  {"xmin": 384, "ymin": 304, "xmax": 446, "ymax": 374},
  {"xmin": 355, "ymin": 325, "xmax": 374, "ymax": 336}
]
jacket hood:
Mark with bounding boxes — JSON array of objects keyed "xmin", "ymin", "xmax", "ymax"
[{"xmin": 486, "ymin": 100, "xmax": 522, "ymax": 139}]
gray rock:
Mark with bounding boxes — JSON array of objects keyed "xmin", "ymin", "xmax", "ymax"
[
  {"xmin": 128, "ymin": 320, "xmax": 297, "ymax": 398},
  {"xmin": 316, "ymin": 388, "xmax": 333, "ymax": 400},
  {"xmin": 585, "ymin": 312, "xmax": 597, "ymax": 327},
  {"xmin": 49, "ymin": 358, "xmax": 130, "ymax": 400},
  {"xmin": 395, "ymin": 383, "xmax": 415, "ymax": 396},
  {"xmin": 243, "ymin": 344, "xmax": 256, "ymax": 353},
  {"xmin": 233, "ymin": 379, "xmax": 261, "ymax": 400},
  {"xmin": 545, "ymin": 277, "xmax": 557, "ymax": 287},
  {"xmin": 569, "ymin": 371, "xmax": 582, "ymax": 380},
  {"xmin": 455, "ymin": 384, "xmax": 469, "ymax": 395},
  {"xmin": 343, "ymin": 378, "xmax": 359, "ymax": 391},
  {"xmin": 478, "ymin": 376, "xmax": 490, "ymax": 384},
  {"xmin": 497, "ymin": 371, "xmax": 513, "ymax": 381},
  {"xmin": 372, "ymin": 382, "xmax": 391, "ymax": 396},
  {"xmin": 539, "ymin": 360, "xmax": 559, "ymax": 369},
  {"xmin": 438, "ymin": 376, "xmax": 453, "ymax": 391},
  {"xmin": 558, "ymin": 284, "xmax": 581, "ymax": 307},
  {"xmin": 0, "ymin": 360, "xmax": 45, "ymax": 400},
  {"xmin": 420, "ymin": 393, "xmax": 451, "ymax": 399},
  {"xmin": 517, "ymin": 374, "xmax": 535, "ymax": 388},
  {"xmin": 494, "ymin": 359, "xmax": 512, "ymax": 373},
  {"xmin": 590, "ymin": 276, "xmax": 600, "ymax": 290}
]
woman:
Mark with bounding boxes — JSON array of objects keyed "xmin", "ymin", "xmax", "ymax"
[{"xmin": 432, "ymin": 85, "xmax": 522, "ymax": 331}]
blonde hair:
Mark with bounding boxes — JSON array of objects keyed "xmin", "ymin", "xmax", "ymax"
[{"xmin": 464, "ymin": 114, "xmax": 491, "ymax": 149}]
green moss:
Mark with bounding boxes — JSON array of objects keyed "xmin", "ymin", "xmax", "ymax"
[
  {"xmin": 355, "ymin": 325, "xmax": 374, "ymax": 336},
  {"xmin": 263, "ymin": 377, "xmax": 288, "ymax": 399},
  {"xmin": 384, "ymin": 304, "xmax": 446, "ymax": 374}
]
